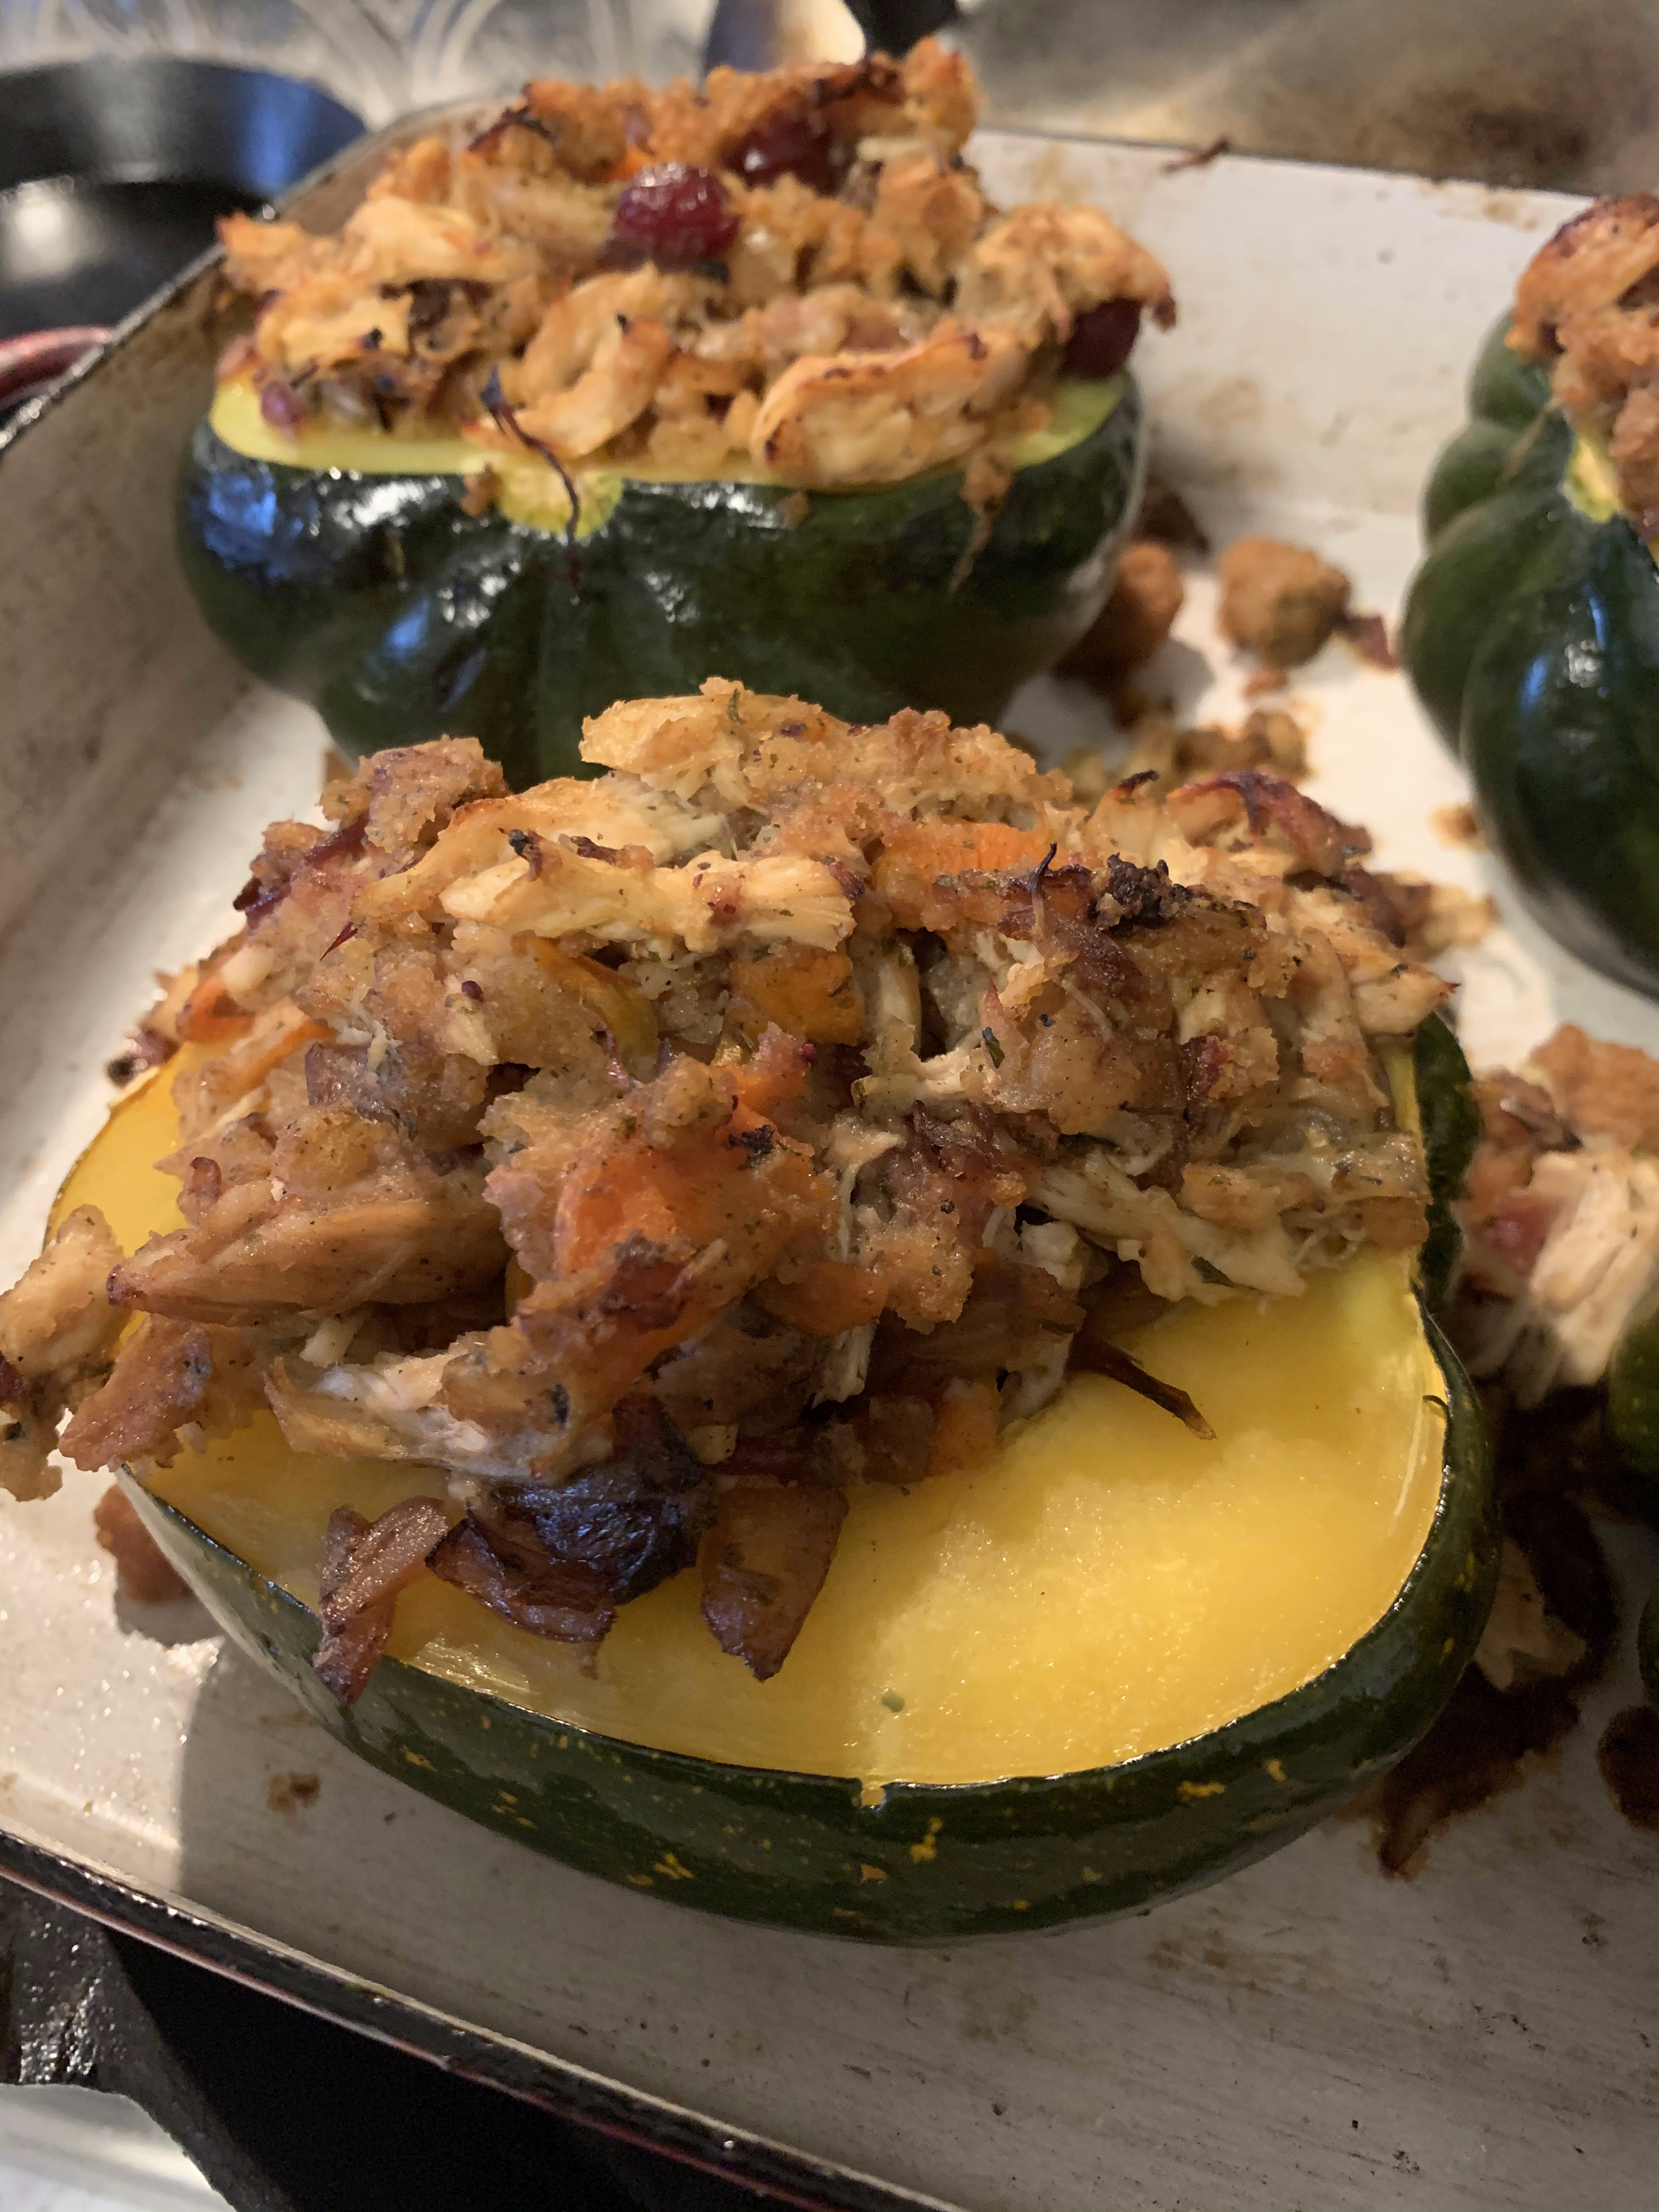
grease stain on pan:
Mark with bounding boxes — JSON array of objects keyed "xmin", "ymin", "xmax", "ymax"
[{"xmin": 266, "ymin": 1770, "xmax": 320, "ymax": 1816}]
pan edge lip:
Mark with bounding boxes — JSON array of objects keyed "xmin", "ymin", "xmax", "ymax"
[
  {"xmin": 0, "ymin": 53, "xmax": 366, "ymax": 201},
  {"xmin": 0, "ymin": 50, "xmax": 369, "ymax": 110}
]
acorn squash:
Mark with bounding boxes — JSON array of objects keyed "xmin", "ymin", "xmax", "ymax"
[
  {"xmin": 178, "ymin": 374, "xmax": 1145, "ymax": 789},
  {"xmin": 1605, "ymin": 1277, "xmax": 1659, "ymax": 1522},
  {"xmin": 1405, "ymin": 1011, "xmax": 1480, "ymax": 1314},
  {"xmin": 1641, "ymin": 1581, "xmax": 1659, "ymax": 1707},
  {"xmin": 1402, "ymin": 317, "xmax": 1659, "ymax": 996},
  {"xmin": 56, "ymin": 1043, "xmax": 1496, "ymax": 1942}
]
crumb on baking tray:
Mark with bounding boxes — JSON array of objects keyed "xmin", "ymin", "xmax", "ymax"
[
  {"xmin": 1133, "ymin": 471, "xmax": 1209, "ymax": 552},
  {"xmin": 1163, "ymin": 136, "xmax": 1232, "ymax": 175},
  {"xmin": 1059, "ymin": 540, "xmax": 1185, "ymax": 686},
  {"xmin": 1336, "ymin": 610, "xmax": 1398, "ymax": 670},
  {"xmin": 1432, "ymin": 801, "xmax": 1485, "ymax": 850},
  {"xmin": 267, "ymin": 1771, "xmax": 321, "ymax": 1814},
  {"xmin": 1217, "ymin": 535, "xmax": 1351, "ymax": 669},
  {"xmin": 1242, "ymin": 666, "xmax": 1288, "ymax": 697},
  {"xmin": 1598, "ymin": 1706, "xmax": 1659, "ymax": 1831},
  {"xmin": 93, "ymin": 1484, "xmax": 189, "ymax": 1604}
]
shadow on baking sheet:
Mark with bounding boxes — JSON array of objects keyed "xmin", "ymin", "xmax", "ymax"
[{"xmin": 163, "ymin": 1639, "xmax": 830, "ymax": 2211}]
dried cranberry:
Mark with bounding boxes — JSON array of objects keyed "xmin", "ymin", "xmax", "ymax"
[
  {"xmin": 1063, "ymin": 298, "xmax": 1143, "ymax": 380},
  {"xmin": 258, "ymin": 378, "xmax": 306, "ymax": 433},
  {"xmin": 726, "ymin": 106, "xmax": 838, "ymax": 194},
  {"xmin": 603, "ymin": 163, "xmax": 738, "ymax": 272}
]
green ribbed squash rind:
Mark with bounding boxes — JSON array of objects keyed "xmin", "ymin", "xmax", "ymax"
[
  {"xmin": 177, "ymin": 378, "xmax": 1146, "ymax": 789},
  {"xmin": 1415, "ymin": 315, "xmax": 1554, "ymax": 543},
  {"xmin": 1413, "ymin": 1012, "xmax": 1480, "ymax": 1313},
  {"xmin": 1640, "ymin": 1582, "xmax": 1659, "ymax": 1708},
  {"xmin": 1605, "ymin": 1279, "xmax": 1659, "ymax": 1522},
  {"xmin": 121, "ymin": 1312, "xmax": 1494, "ymax": 1944},
  {"xmin": 1401, "ymin": 315, "xmax": 1659, "ymax": 996}
]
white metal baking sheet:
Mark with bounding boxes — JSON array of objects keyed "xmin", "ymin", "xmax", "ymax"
[{"xmin": 2, "ymin": 131, "xmax": 1657, "ymax": 2212}]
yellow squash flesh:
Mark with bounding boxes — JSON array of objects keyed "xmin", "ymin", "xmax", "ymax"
[
  {"xmin": 62, "ymin": 1059, "xmax": 1443, "ymax": 1790},
  {"xmin": 209, "ymin": 373, "xmax": 1126, "ymax": 498}
]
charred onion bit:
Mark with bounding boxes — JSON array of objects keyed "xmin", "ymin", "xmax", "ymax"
[
  {"xmin": 701, "ymin": 1483, "xmax": 849, "ymax": 1680},
  {"xmin": 602, "ymin": 165, "xmax": 738, "ymax": 271},
  {"xmin": 427, "ymin": 1393, "xmax": 714, "ymax": 1647},
  {"xmin": 105, "ymin": 1026, "xmax": 177, "ymax": 1088},
  {"xmin": 427, "ymin": 1512, "xmax": 616, "ymax": 1645},
  {"xmin": 1069, "ymin": 1339, "xmax": 1215, "ymax": 1439},
  {"xmin": 315, "ymin": 1494, "xmax": 451, "ymax": 1704}
]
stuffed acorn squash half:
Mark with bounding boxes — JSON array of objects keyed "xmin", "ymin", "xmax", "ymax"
[
  {"xmin": 3, "ymin": 687, "xmax": 1494, "ymax": 1940},
  {"xmin": 1402, "ymin": 197, "xmax": 1659, "ymax": 996},
  {"xmin": 180, "ymin": 41, "xmax": 1163, "ymax": 787}
]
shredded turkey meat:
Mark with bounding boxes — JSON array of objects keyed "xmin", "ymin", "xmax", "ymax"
[
  {"xmin": 1453, "ymin": 1024, "xmax": 1659, "ymax": 1404},
  {"xmin": 214, "ymin": 40, "xmax": 1172, "ymax": 496},
  {"xmin": 0, "ymin": 686, "xmax": 1446, "ymax": 1695},
  {"xmin": 1511, "ymin": 194, "xmax": 1659, "ymax": 535}
]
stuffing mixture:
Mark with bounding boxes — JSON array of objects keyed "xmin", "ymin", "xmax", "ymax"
[
  {"xmin": 1511, "ymin": 193, "xmax": 1659, "ymax": 535},
  {"xmin": 1060, "ymin": 539, "xmax": 1187, "ymax": 686},
  {"xmin": 214, "ymin": 40, "xmax": 1172, "ymax": 494},
  {"xmin": 1455, "ymin": 1024, "xmax": 1659, "ymax": 1404},
  {"xmin": 0, "ymin": 686, "xmax": 1448, "ymax": 1695},
  {"xmin": 1216, "ymin": 535, "xmax": 1352, "ymax": 670}
]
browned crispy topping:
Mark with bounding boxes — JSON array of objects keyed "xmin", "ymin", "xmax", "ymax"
[
  {"xmin": 1058, "ymin": 539, "xmax": 1185, "ymax": 687},
  {"xmin": 213, "ymin": 41, "xmax": 1172, "ymax": 494},
  {"xmin": 2, "ymin": 684, "xmax": 1446, "ymax": 1690}
]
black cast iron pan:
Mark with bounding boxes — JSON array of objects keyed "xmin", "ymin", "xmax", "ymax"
[{"xmin": 0, "ymin": 55, "xmax": 363, "ymax": 344}]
